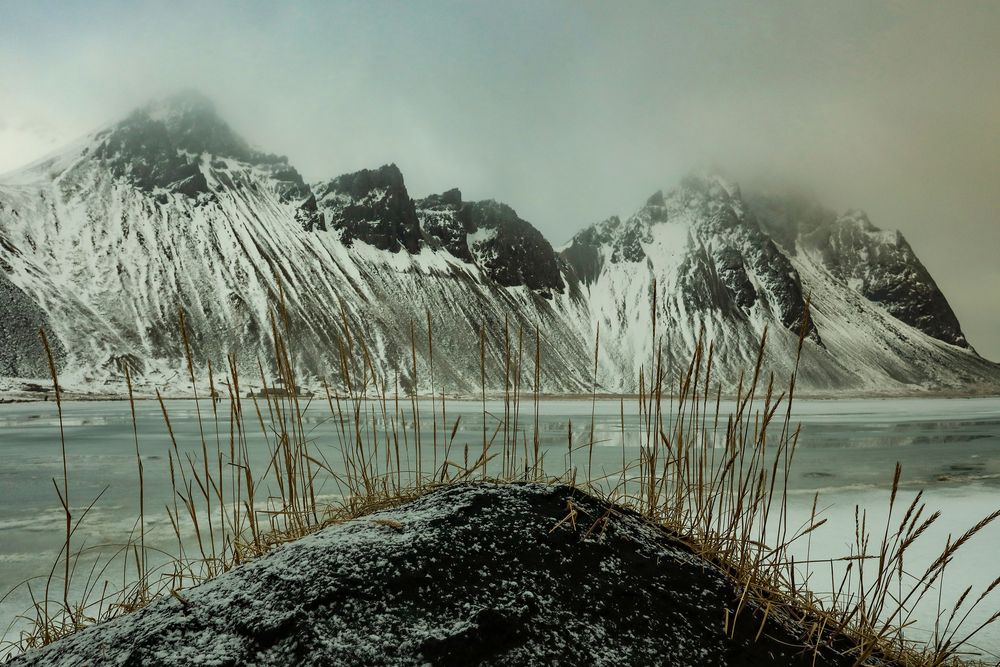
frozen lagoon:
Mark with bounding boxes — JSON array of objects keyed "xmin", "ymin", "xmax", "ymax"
[{"xmin": 1, "ymin": 397, "xmax": 999, "ymax": 659}]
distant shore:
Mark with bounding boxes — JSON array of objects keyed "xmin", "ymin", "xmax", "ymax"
[{"xmin": 2, "ymin": 383, "xmax": 999, "ymax": 404}]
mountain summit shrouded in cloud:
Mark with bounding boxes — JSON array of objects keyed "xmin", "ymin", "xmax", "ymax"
[{"xmin": 0, "ymin": 93, "xmax": 996, "ymax": 394}]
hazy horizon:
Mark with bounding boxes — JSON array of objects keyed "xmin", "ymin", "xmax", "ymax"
[{"xmin": 2, "ymin": 1, "xmax": 998, "ymax": 359}]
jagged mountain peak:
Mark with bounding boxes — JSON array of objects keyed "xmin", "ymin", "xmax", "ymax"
[
  {"xmin": 313, "ymin": 163, "xmax": 421, "ymax": 253},
  {"xmin": 412, "ymin": 191, "xmax": 565, "ymax": 294},
  {"xmin": 69, "ymin": 92, "xmax": 318, "ymax": 223},
  {"xmin": 620, "ymin": 174, "xmax": 754, "ymax": 233},
  {"xmin": 743, "ymin": 191, "xmax": 969, "ymax": 349},
  {"xmin": 678, "ymin": 172, "xmax": 741, "ymax": 197},
  {"xmin": 563, "ymin": 176, "xmax": 819, "ymax": 343},
  {"xmin": 567, "ymin": 174, "xmax": 758, "ymax": 262},
  {"xmin": 0, "ymin": 91, "xmax": 261, "ymax": 187},
  {"xmin": 836, "ymin": 209, "xmax": 880, "ymax": 233},
  {"xmin": 417, "ymin": 187, "xmax": 462, "ymax": 211},
  {"xmin": 317, "ymin": 163, "xmax": 407, "ymax": 200},
  {"xmin": 645, "ymin": 190, "xmax": 666, "ymax": 207},
  {"xmin": 102, "ymin": 91, "xmax": 272, "ymax": 166}
]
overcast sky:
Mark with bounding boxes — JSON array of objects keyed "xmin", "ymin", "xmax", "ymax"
[{"xmin": 1, "ymin": 0, "xmax": 998, "ymax": 359}]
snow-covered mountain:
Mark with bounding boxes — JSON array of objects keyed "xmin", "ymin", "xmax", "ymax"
[
  {"xmin": 0, "ymin": 92, "xmax": 996, "ymax": 394},
  {"xmin": 561, "ymin": 178, "xmax": 998, "ymax": 391}
]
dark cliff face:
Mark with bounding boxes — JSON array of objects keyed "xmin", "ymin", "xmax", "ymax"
[
  {"xmin": 686, "ymin": 180, "xmax": 818, "ymax": 339},
  {"xmin": 750, "ymin": 194, "xmax": 970, "ymax": 349},
  {"xmin": 458, "ymin": 200, "xmax": 565, "ymax": 295},
  {"xmin": 563, "ymin": 177, "xmax": 818, "ymax": 340},
  {"xmin": 416, "ymin": 192, "xmax": 565, "ymax": 295},
  {"xmin": 0, "ymin": 268, "xmax": 65, "ymax": 377},
  {"xmin": 314, "ymin": 164, "xmax": 422, "ymax": 253},
  {"xmin": 809, "ymin": 212, "xmax": 968, "ymax": 348},
  {"xmin": 93, "ymin": 116, "xmax": 209, "ymax": 197},
  {"xmin": 416, "ymin": 188, "xmax": 471, "ymax": 261},
  {"xmin": 560, "ymin": 226, "xmax": 605, "ymax": 286},
  {"xmin": 91, "ymin": 91, "xmax": 322, "ymax": 230},
  {"xmin": 561, "ymin": 215, "xmax": 650, "ymax": 286}
]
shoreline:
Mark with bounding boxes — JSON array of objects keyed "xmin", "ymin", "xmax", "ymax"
[{"xmin": 3, "ymin": 387, "xmax": 1000, "ymax": 405}]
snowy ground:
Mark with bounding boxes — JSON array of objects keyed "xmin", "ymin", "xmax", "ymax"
[{"xmin": 1, "ymin": 397, "xmax": 999, "ymax": 660}]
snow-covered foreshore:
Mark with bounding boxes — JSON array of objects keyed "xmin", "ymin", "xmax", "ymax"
[{"xmin": 3, "ymin": 375, "xmax": 999, "ymax": 405}]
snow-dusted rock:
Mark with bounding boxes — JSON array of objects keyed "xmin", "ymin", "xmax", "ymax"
[{"xmin": 10, "ymin": 484, "xmax": 861, "ymax": 666}]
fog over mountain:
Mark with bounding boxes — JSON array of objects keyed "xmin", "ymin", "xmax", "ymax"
[{"xmin": 1, "ymin": 1, "xmax": 998, "ymax": 359}]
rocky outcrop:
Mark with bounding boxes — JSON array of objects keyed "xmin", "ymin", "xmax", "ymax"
[
  {"xmin": 416, "ymin": 191, "xmax": 566, "ymax": 295},
  {"xmin": 9, "ymin": 484, "xmax": 863, "ymax": 667},
  {"xmin": 805, "ymin": 211, "xmax": 967, "ymax": 348},
  {"xmin": 0, "ymin": 269, "xmax": 64, "ymax": 377},
  {"xmin": 750, "ymin": 196, "xmax": 969, "ymax": 349},
  {"xmin": 457, "ymin": 200, "xmax": 565, "ymax": 295},
  {"xmin": 563, "ymin": 176, "xmax": 819, "ymax": 342},
  {"xmin": 417, "ymin": 188, "xmax": 468, "ymax": 258},
  {"xmin": 315, "ymin": 164, "xmax": 422, "ymax": 253},
  {"xmin": 92, "ymin": 91, "xmax": 321, "ymax": 229}
]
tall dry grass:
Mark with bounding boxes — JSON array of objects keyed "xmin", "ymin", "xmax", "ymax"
[{"xmin": 1, "ymin": 295, "xmax": 998, "ymax": 667}]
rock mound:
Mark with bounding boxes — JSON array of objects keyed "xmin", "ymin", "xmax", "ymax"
[{"xmin": 12, "ymin": 484, "xmax": 867, "ymax": 666}]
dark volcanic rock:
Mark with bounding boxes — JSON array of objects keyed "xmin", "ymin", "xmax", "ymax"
[
  {"xmin": 0, "ymin": 269, "xmax": 64, "ymax": 377},
  {"xmin": 93, "ymin": 115, "xmax": 208, "ymax": 197},
  {"xmin": 94, "ymin": 91, "xmax": 253, "ymax": 196},
  {"xmin": 750, "ymin": 195, "xmax": 969, "ymax": 348},
  {"xmin": 564, "ymin": 177, "xmax": 820, "ymax": 341},
  {"xmin": 713, "ymin": 246, "xmax": 757, "ymax": 311},
  {"xmin": 93, "ymin": 91, "xmax": 321, "ymax": 229},
  {"xmin": 611, "ymin": 218, "xmax": 649, "ymax": 263},
  {"xmin": 561, "ymin": 215, "xmax": 651, "ymax": 286},
  {"xmin": 315, "ymin": 164, "xmax": 422, "ymax": 253},
  {"xmin": 560, "ymin": 230, "xmax": 604, "ymax": 286},
  {"xmin": 415, "ymin": 193, "xmax": 566, "ymax": 295},
  {"xmin": 417, "ymin": 188, "xmax": 472, "ymax": 261},
  {"xmin": 458, "ymin": 201, "xmax": 565, "ymax": 295},
  {"xmin": 2, "ymin": 89, "xmax": 993, "ymax": 393},
  {"xmin": 809, "ymin": 211, "xmax": 968, "ymax": 348},
  {"xmin": 742, "ymin": 230, "xmax": 818, "ymax": 335},
  {"xmin": 13, "ymin": 484, "xmax": 866, "ymax": 667}
]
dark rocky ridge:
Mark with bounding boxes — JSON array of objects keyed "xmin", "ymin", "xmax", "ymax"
[
  {"xmin": 416, "ymin": 190, "xmax": 566, "ymax": 294},
  {"xmin": 811, "ymin": 211, "xmax": 966, "ymax": 348},
  {"xmin": 1, "ymin": 93, "xmax": 994, "ymax": 394},
  {"xmin": 749, "ymin": 194, "xmax": 970, "ymax": 349},
  {"xmin": 562, "ymin": 176, "xmax": 821, "ymax": 342},
  {"xmin": 0, "ymin": 269, "xmax": 65, "ymax": 377},
  {"xmin": 418, "ymin": 188, "xmax": 470, "ymax": 259},
  {"xmin": 10, "ymin": 484, "xmax": 868, "ymax": 666},
  {"xmin": 90, "ymin": 93, "xmax": 565, "ymax": 292},
  {"xmin": 561, "ymin": 214, "xmax": 651, "ymax": 286},
  {"xmin": 310, "ymin": 169, "xmax": 565, "ymax": 294},
  {"xmin": 314, "ymin": 164, "xmax": 422, "ymax": 253},
  {"xmin": 455, "ymin": 199, "xmax": 565, "ymax": 295},
  {"xmin": 80, "ymin": 94, "xmax": 967, "ymax": 344},
  {"xmin": 93, "ymin": 91, "xmax": 321, "ymax": 229}
]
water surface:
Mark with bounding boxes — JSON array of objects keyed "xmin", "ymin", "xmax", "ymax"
[{"xmin": 1, "ymin": 397, "xmax": 998, "ymax": 659}]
